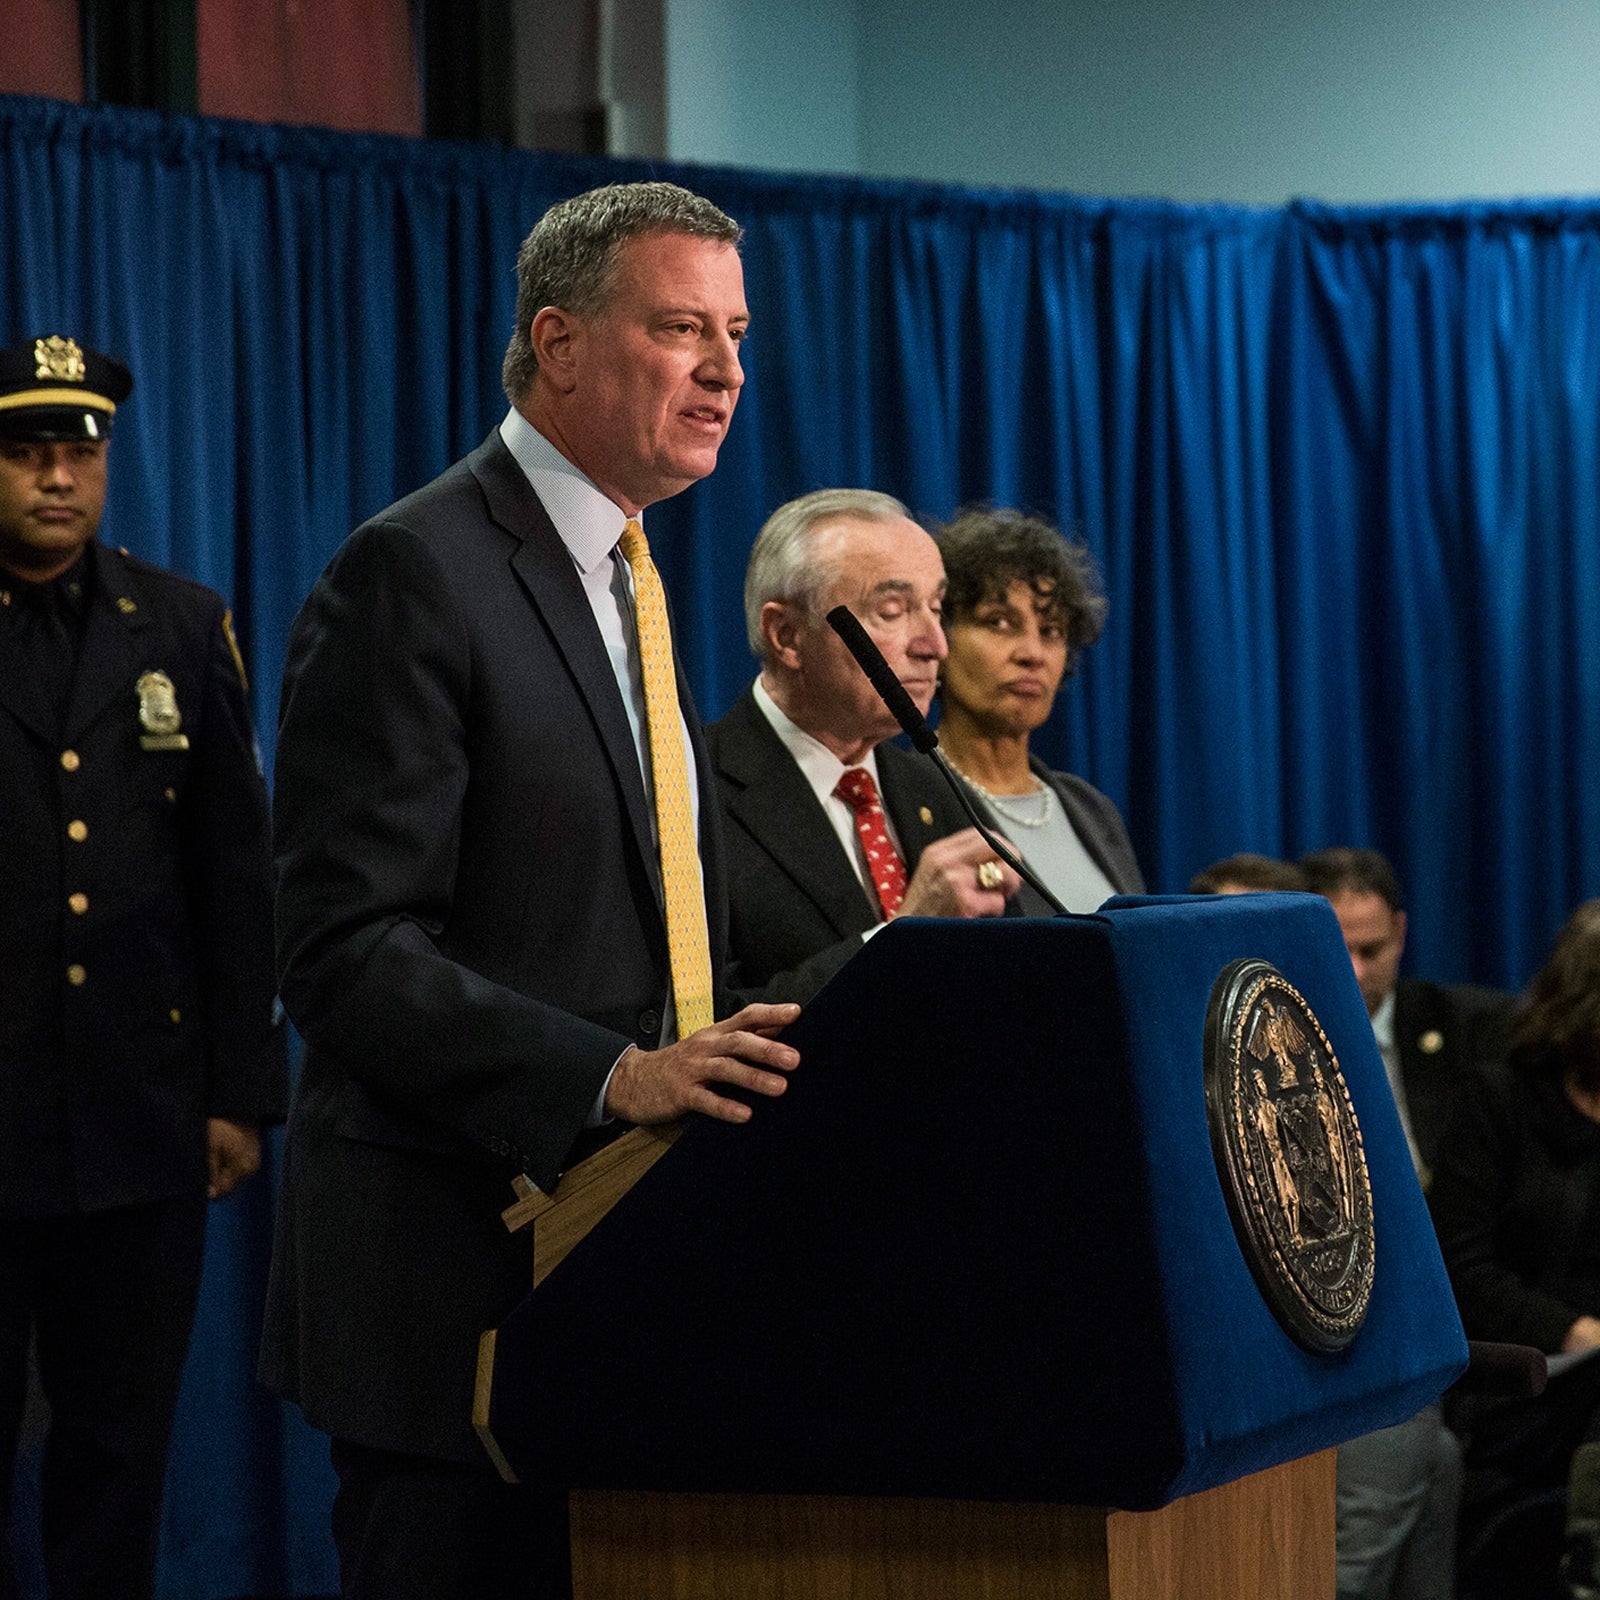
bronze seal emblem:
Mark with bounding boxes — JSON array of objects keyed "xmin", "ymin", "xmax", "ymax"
[
  {"xmin": 1204, "ymin": 958, "xmax": 1375, "ymax": 1352},
  {"xmin": 136, "ymin": 671, "xmax": 190, "ymax": 751}
]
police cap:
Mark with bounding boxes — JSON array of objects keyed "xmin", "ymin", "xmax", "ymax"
[{"xmin": 0, "ymin": 336, "xmax": 133, "ymax": 442}]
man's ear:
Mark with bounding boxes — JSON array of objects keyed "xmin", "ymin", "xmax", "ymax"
[
  {"xmin": 760, "ymin": 600, "xmax": 805, "ymax": 671},
  {"xmin": 1393, "ymin": 908, "xmax": 1408, "ymax": 957},
  {"xmin": 530, "ymin": 307, "xmax": 579, "ymax": 393}
]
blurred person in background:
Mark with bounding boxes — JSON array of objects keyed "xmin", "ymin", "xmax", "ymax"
[
  {"xmin": 1189, "ymin": 854, "xmax": 1309, "ymax": 895},
  {"xmin": 1301, "ymin": 847, "xmax": 1514, "ymax": 1600},
  {"xmin": 1431, "ymin": 900, "xmax": 1600, "ymax": 1600}
]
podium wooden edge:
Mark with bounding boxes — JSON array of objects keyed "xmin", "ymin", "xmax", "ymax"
[
  {"xmin": 474, "ymin": 1328, "xmax": 519, "ymax": 1484},
  {"xmin": 501, "ymin": 1122, "xmax": 684, "ymax": 1289},
  {"xmin": 479, "ymin": 1122, "xmax": 687, "ymax": 1481},
  {"xmin": 563, "ymin": 1451, "xmax": 1337, "ymax": 1599}
]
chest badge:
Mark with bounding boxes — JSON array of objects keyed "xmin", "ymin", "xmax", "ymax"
[{"xmin": 137, "ymin": 671, "xmax": 190, "ymax": 751}]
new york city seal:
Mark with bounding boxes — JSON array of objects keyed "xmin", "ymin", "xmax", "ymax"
[{"xmin": 1204, "ymin": 958, "xmax": 1375, "ymax": 1353}]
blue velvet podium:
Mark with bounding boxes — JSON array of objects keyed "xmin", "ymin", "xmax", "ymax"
[{"xmin": 478, "ymin": 893, "xmax": 1466, "ymax": 1598}]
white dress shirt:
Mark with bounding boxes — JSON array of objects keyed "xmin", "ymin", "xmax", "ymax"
[
  {"xmin": 1370, "ymin": 989, "xmax": 1423, "ymax": 1177},
  {"xmin": 499, "ymin": 407, "xmax": 704, "ymax": 1103},
  {"xmin": 498, "ymin": 407, "xmax": 701, "ymax": 853}
]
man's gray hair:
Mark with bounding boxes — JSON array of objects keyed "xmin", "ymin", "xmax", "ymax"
[
  {"xmin": 501, "ymin": 181, "xmax": 742, "ymax": 402},
  {"xmin": 743, "ymin": 488, "xmax": 912, "ymax": 659}
]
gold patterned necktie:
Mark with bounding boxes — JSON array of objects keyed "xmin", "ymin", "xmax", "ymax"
[{"xmin": 617, "ymin": 520, "xmax": 715, "ymax": 1037}]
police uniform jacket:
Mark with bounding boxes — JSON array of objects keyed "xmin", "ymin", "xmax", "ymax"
[{"xmin": 0, "ymin": 542, "xmax": 286, "ymax": 1215}]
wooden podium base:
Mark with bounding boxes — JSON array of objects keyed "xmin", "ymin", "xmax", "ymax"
[{"xmin": 568, "ymin": 1449, "xmax": 1334, "ymax": 1600}]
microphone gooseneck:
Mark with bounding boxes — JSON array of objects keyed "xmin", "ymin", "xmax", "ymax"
[
  {"xmin": 824, "ymin": 605, "xmax": 939, "ymax": 754},
  {"xmin": 824, "ymin": 605, "xmax": 1072, "ymax": 917}
]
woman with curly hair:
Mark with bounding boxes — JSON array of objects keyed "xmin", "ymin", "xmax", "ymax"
[{"xmin": 932, "ymin": 508, "xmax": 1143, "ymax": 915}]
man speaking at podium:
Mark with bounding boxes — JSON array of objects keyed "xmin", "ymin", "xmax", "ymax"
[
  {"xmin": 264, "ymin": 183, "xmax": 799, "ymax": 1599},
  {"xmin": 708, "ymin": 488, "xmax": 1020, "ymax": 1005}
]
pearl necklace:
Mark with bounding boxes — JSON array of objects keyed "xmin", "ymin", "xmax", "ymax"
[{"xmin": 947, "ymin": 761, "xmax": 1055, "ymax": 829}]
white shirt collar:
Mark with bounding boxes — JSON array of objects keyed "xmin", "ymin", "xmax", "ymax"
[
  {"xmin": 1370, "ymin": 988, "xmax": 1396, "ymax": 1052},
  {"xmin": 498, "ymin": 406, "xmax": 633, "ymax": 573},
  {"xmin": 752, "ymin": 674, "xmax": 885, "ymax": 812}
]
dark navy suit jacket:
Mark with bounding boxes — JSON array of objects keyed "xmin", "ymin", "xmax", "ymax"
[
  {"xmin": 707, "ymin": 687, "xmax": 970, "ymax": 1006},
  {"xmin": 263, "ymin": 430, "xmax": 728, "ymax": 1461}
]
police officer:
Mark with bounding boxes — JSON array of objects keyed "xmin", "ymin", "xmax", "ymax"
[{"xmin": 0, "ymin": 336, "xmax": 285, "ymax": 1599}]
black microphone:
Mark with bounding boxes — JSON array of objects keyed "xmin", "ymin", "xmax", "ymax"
[
  {"xmin": 824, "ymin": 605, "xmax": 1072, "ymax": 917},
  {"xmin": 825, "ymin": 605, "xmax": 941, "ymax": 755}
]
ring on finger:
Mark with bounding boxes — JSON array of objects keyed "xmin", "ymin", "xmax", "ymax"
[{"xmin": 976, "ymin": 859, "xmax": 1004, "ymax": 891}]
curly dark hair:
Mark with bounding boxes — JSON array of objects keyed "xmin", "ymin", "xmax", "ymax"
[
  {"xmin": 1510, "ymin": 899, "xmax": 1600, "ymax": 1095},
  {"xmin": 934, "ymin": 508, "xmax": 1107, "ymax": 670}
]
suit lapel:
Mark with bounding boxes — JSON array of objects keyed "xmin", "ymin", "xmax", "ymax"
[
  {"xmin": 63, "ymin": 545, "xmax": 149, "ymax": 745},
  {"xmin": 716, "ymin": 692, "xmax": 877, "ymax": 936},
  {"xmin": 1392, "ymin": 981, "xmax": 1447, "ymax": 1166},
  {"xmin": 469, "ymin": 434, "xmax": 660, "ymax": 903},
  {"xmin": 0, "ymin": 588, "xmax": 58, "ymax": 742},
  {"xmin": 878, "ymin": 749, "xmax": 947, "ymax": 875}
]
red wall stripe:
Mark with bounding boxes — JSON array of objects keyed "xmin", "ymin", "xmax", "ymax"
[
  {"xmin": 0, "ymin": 0, "xmax": 84, "ymax": 102},
  {"xmin": 198, "ymin": 0, "xmax": 420, "ymax": 136}
]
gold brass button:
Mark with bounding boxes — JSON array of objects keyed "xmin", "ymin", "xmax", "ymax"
[
  {"xmin": 67, "ymin": 820, "xmax": 88, "ymax": 842},
  {"xmin": 918, "ymin": 806, "xmax": 934, "ymax": 825},
  {"xmin": 60, "ymin": 749, "xmax": 81, "ymax": 772},
  {"xmin": 169, "ymin": 1008, "xmax": 182, "ymax": 1025},
  {"xmin": 164, "ymin": 787, "xmax": 176, "ymax": 802},
  {"xmin": 66, "ymin": 964, "xmax": 86, "ymax": 986},
  {"xmin": 68, "ymin": 893, "xmax": 88, "ymax": 915}
]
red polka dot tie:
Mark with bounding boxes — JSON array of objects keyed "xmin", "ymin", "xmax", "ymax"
[
  {"xmin": 834, "ymin": 766, "xmax": 908, "ymax": 920},
  {"xmin": 618, "ymin": 520, "xmax": 715, "ymax": 1036}
]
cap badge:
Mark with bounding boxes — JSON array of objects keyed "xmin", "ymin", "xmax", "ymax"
[
  {"xmin": 34, "ymin": 336, "xmax": 87, "ymax": 384},
  {"xmin": 136, "ymin": 670, "xmax": 190, "ymax": 751}
]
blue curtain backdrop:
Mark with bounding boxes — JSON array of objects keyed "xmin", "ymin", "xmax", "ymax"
[{"xmin": 3, "ymin": 92, "xmax": 1598, "ymax": 1595}]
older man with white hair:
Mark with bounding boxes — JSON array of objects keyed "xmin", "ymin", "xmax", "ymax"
[{"xmin": 707, "ymin": 488, "xmax": 1021, "ymax": 1005}]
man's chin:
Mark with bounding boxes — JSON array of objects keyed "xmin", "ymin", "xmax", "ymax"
[
  {"xmin": 675, "ymin": 445, "xmax": 723, "ymax": 483},
  {"xmin": 641, "ymin": 451, "xmax": 720, "ymax": 505},
  {"xmin": 1, "ymin": 533, "xmax": 92, "ymax": 579}
]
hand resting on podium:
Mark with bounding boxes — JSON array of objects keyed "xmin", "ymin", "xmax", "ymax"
[{"xmin": 606, "ymin": 1002, "xmax": 801, "ymax": 1126}]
